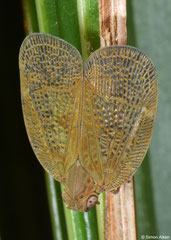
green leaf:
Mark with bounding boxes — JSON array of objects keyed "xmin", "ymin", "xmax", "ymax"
[
  {"xmin": 55, "ymin": 0, "xmax": 82, "ymax": 52},
  {"xmin": 63, "ymin": 205, "xmax": 99, "ymax": 240},
  {"xmin": 35, "ymin": 0, "xmax": 59, "ymax": 35},
  {"xmin": 96, "ymin": 193, "xmax": 106, "ymax": 240},
  {"xmin": 22, "ymin": 0, "xmax": 39, "ymax": 33},
  {"xmin": 77, "ymin": 0, "xmax": 100, "ymax": 61},
  {"xmin": 45, "ymin": 174, "xmax": 67, "ymax": 240}
]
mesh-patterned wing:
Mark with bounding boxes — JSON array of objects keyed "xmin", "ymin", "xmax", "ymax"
[
  {"xmin": 81, "ymin": 46, "xmax": 157, "ymax": 189},
  {"xmin": 19, "ymin": 33, "xmax": 83, "ymax": 182}
]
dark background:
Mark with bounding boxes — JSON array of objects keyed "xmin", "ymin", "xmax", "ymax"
[{"xmin": 0, "ymin": 2, "xmax": 52, "ymax": 239}]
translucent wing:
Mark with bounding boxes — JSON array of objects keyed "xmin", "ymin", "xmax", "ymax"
[
  {"xmin": 19, "ymin": 33, "xmax": 83, "ymax": 182},
  {"xmin": 81, "ymin": 46, "xmax": 157, "ymax": 190}
]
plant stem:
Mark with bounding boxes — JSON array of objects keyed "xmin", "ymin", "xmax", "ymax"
[
  {"xmin": 99, "ymin": 0, "xmax": 127, "ymax": 46},
  {"xmin": 21, "ymin": 0, "xmax": 39, "ymax": 33},
  {"xmin": 96, "ymin": 192, "xmax": 106, "ymax": 240},
  {"xmin": 77, "ymin": 0, "xmax": 100, "ymax": 62},
  {"xmin": 45, "ymin": 174, "xmax": 67, "ymax": 240}
]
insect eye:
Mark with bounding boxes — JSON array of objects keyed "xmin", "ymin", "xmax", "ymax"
[{"xmin": 86, "ymin": 195, "xmax": 98, "ymax": 211}]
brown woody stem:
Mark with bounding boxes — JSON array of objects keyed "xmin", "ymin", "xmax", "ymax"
[
  {"xmin": 99, "ymin": 0, "xmax": 127, "ymax": 46},
  {"xmin": 98, "ymin": 0, "xmax": 137, "ymax": 239}
]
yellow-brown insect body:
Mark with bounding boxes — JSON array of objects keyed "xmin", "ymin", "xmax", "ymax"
[
  {"xmin": 19, "ymin": 33, "xmax": 157, "ymax": 212},
  {"xmin": 62, "ymin": 161, "xmax": 99, "ymax": 211}
]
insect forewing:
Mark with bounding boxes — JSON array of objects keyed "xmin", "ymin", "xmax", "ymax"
[
  {"xmin": 82, "ymin": 46, "xmax": 157, "ymax": 189},
  {"xmin": 19, "ymin": 33, "xmax": 83, "ymax": 182}
]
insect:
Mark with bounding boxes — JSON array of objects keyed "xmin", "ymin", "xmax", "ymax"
[{"xmin": 19, "ymin": 33, "xmax": 157, "ymax": 212}]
